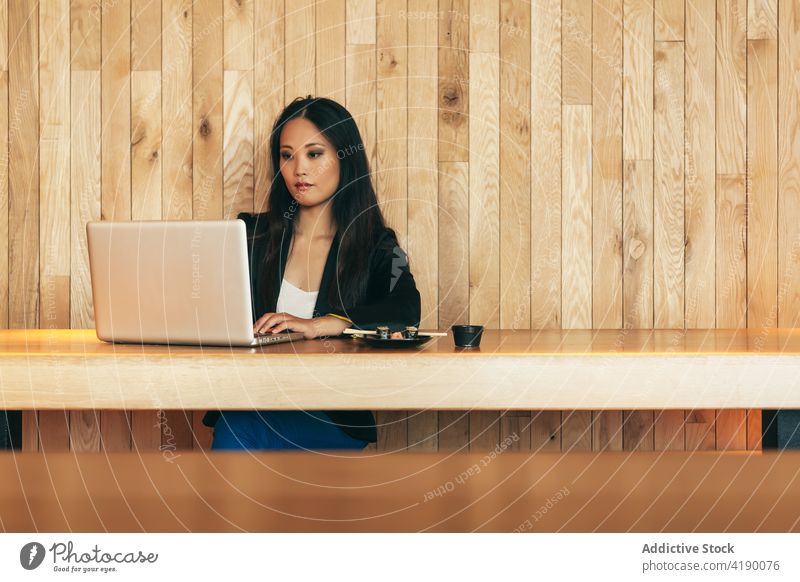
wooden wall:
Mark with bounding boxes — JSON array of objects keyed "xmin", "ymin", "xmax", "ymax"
[{"xmin": 0, "ymin": 0, "xmax": 795, "ymax": 452}]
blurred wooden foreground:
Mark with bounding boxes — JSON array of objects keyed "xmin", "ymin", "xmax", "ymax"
[{"xmin": 1, "ymin": 451, "xmax": 798, "ymax": 533}]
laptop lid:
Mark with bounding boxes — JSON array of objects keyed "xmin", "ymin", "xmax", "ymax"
[{"xmin": 87, "ymin": 219, "xmax": 260, "ymax": 346}]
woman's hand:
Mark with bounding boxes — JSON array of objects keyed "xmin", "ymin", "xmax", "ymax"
[{"xmin": 254, "ymin": 312, "xmax": 350, "ymax": 339}]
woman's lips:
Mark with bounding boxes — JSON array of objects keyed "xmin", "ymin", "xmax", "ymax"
[{"xmin": 295, "ymin": 182, "xmax": 313, "ymax": 192}]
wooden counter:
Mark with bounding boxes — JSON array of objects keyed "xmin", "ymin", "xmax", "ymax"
[
  {"xmin": 0, "ymin": 329, "xmax": 799, "ymax": 410},
  {"xmin": 1, "ymin": 450, "xmax": 798, "ymax": 532}
]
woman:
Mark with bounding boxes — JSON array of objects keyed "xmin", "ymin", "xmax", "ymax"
[{"xmin": 205, "ymin": 96, "xmax": 421, "ymax": 450}]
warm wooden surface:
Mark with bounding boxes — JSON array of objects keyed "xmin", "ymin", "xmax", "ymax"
[
  {"xmin": 0, "ymin": 329, "xmax": 798, "ymax": 410},
  {"xmin": 5, "ymin": 0, "xmax": 797, "ymax": 451},
  {"xmin": 1, "ymin": 451, "xmax": 798, "ymax": 532}
]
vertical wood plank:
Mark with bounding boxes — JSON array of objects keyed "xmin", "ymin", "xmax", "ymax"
[
  {"xmin": 38, "ymin": 0, "xmax": 72, "ymax": 452},
  {"xmin": 131, "ymin": 66, "xmax": 164, "ymax": 451},
  {"xmin": 468, "ymin": 48, "xmax": 500, "ymax": 448},
  {"xmin": 530, "ymin": 0, "xmax": 561, "ymax": 329},
  {"xmin": 315, "ymin": 0, "xmax": 345, "ymax": 104},
  {"xmin": 716, "ymin": 0, "xmax": 747, "ymax": 176},
  {"xmin": 467, "ymin": 60, "xmax": 499, "ymax": 327},
  {"xmin": 438, "ymin": 411, "xmax": 469, "ymax": 452},
  {"xmin": 438, "ymin": 162, "xmax": 469, "ymax": 329},
  {"xmin": 654, "ymin": 410, "xmax": 685, "ymax": 450},
  {"xmin": 562, "ymin": 105, "xmax": 592, "ymax": 329},
  {"xmin": 9, "ymin": 0, "xmax": 39, "ymax": 330},
  {"xmin": 185, "ymin": 0, "xmax": 225, "ymax": 450},
  {"xmin": 254, "ymin": 0, "xmax": 284, "ymax": 213},
  {"xmin": 717, "ymin": 409, "xmax": 747, "ymax": 449},
  {"xmin": 778, "ymin": 0, "xmax": 800, "ymax": 329},
  {"xmin": 623, "ymin": 159, "xmax": 654, "ymax": 451},
  {"xmin": 562, "ymin": 0, "xmax": 591, "ymax": 105},
  {"xmin": 0, "ymin": 0, "xmax": 5, "ymax": 71},
  {"xmin": 653, "ymin": 41, "xmax": 684, "ymax": 328},
  {"xmin": 40, "ymin": 0, "xmax": 71, "ymax": 331},
  {"xmin": 747, "ymin": 39, "xmax": 777, "ymax": 330},
  {"xmin": 193, "ymin": 0, "xmax": 224, "ymax": 221},
  {"xmin": 745, "ymin": 38, "xmax": 777, "ymax": 451},
  {"xmin": 437, "ymin": 161, "xmax": 469, "ymax": 450},
  {"xmin": 500, "ymin": 0, "xmax": 530, "ymax": 331},
  {"xmin": 162, "ymin": 0, "xmax": 193, "ymax": 220},
  {"xmin": 531, "ymin": 410, "xmax": 561, "ymax": 452},
  {"xmin": 376, "ymin": 0, "xmax": 408, "ymax": 244},
  {"xmin": 223, "ymin": 70, "xmax": 254, "ymax": 218},
  {"xmin": 623, "ymin": 160, "xmax": 653, "ymax": 327},
  {"xmin": 592, "ymin": 0, "xmax": 623, "ymax": 331},
  {"xmin": 655, "ymin": 0, "xmax": 684, "ymax": 41},
  {"xmin": 101, "ymin": 0, "xmax": 131, "ymax": 221},
  {"xmin": 98, "ymin": 0, "xmax": 131, "ymax": 452},
  {"xmin": 345, "ymin": 44, "xmax": 376, "ymax": 176},
  {"xmin": 592, "ymin": 410, "xmax": 623, "ymax": 451},
  {"xmin": 716, "ymin": 174, "xmax": 746, "ymax": 327},
  {"xmin": 684, "ymin": 0, "xmax": 717, "ymax": 453},
  {"xmin": 561, "ymin": 410, "xmax": 591, "ymax": 452},
  {"xmin": 70, "ymin": 0, "xmax": 101, "ymax": 70},
  {"xmin": 438, "ymin": 0, "xmax": 469, "ymax": 162},
  {"xmin": 377, "ymin": 411, "xmax": 407, "ymax": 451},
  {"xmin": 500, "ymin": 412, "xmax": 531, "ymax": 452},
  {"xmin": 685, "ymin": 0, "xmax": 716, "ymax": 329},
  {"xmin": 131, "ymin": 71, "xmax": 162, "ymax": 221},
  {"xmin": 224, "ymin": 0, "xmax": 253, "ymax": 71},
  {"xmin": 347, "ymin": 0, "xmax": 376, "ymax": 44},
  {"xmin": 70, "ymin": 80, "xmax": 100, "ymax": 328},
  {"xmin": 0, "ymin": 70, "xmax": 7, "ymax": 330},
  {"xmin": 748, "ymin": 0, "xmax": 777, "ymax": 40},
  {"xmin": 285, "ymin": 0, "xmax": 314, "ymax": 101},
  {"xmin": 406, "ymin": 0, "xmax": 439, "ymax": 451},
  {"xmin": 623, "ymin": 0, "xmax": 653, "ymax": 160},
  {"xmin": 132, "ymin": 0, "xmax": 162, "ymax": 71},
  {"xmin": 9, "ymin": 0, "xmax": 40, "ymax": 450}
]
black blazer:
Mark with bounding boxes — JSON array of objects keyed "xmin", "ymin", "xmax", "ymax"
[{"xmin": 202, "ymin": 211, "xmax": 422, "ymax": 443}]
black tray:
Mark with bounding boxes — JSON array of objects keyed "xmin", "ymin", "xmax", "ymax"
[{"xmin": 352, "ymin": 334, "xmax": 434, "ymax": 348}]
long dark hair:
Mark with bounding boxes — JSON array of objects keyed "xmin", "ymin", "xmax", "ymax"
[{"xmin": 259, "ymin": 96, "xmax": 387, "ymax": 312}]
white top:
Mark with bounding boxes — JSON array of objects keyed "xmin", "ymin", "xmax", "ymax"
[{"xmin": 276, "ymin": 278, "xmax": 319, "ymax": 319}]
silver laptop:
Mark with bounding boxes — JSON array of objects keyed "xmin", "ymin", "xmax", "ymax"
[{"xmin": 87, "ymin": 220, "xmax": 304, "ymax": 347}]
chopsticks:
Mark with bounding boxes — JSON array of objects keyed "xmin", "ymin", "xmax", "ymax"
[{"xmin": 343, "ymin": 328, "xmax": 448, "ymax": 337}]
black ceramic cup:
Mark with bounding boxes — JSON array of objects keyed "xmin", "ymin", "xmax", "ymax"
[{"xmin": 451, "ymin": 324, "xmax": 484, "ymax": 348}]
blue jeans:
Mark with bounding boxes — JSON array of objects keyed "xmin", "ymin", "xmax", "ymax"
[{"xmin": 211, "ymin": 410, "xmax": 368, "ymax": 451}]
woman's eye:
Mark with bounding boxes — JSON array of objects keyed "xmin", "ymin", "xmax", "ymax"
[
  {"xmin": 280, "ymin": 152, "xmax": 292, "ymax": 160},
  {"xmin": 309, "ymin": 151, "xmax": 323, "ymax": 158}
]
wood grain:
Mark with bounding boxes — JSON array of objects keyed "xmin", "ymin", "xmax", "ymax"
[
  {"xmin": 70, "ymin": 0, "xmax": 101, "ymax": 71},
  {"xmin": 162, "ymin": 0, "xmax": 193, "ymax": 220},
  {"xmin": 285, "ymin": 0, "xmax": 314, "ymax": 101},
  {"xmin": 315, "ymin": 0, "xmax": 345, "ymax": 104},
  {"xmin": 592, "ymin": 0, "xmax": 623, "ymax": 330},
  {"xmin": 779, "ymin": 0, "xmax": 800, "ymax": 328},
  {"xmin": 131, "ymin": 71, "xmax": 162, "ymax": 221},
  {"xmin": 653, "ymin": 41, "xmax": 684, "ymax": 329},
  {"xmin": 222, "ymin": 70, "xmax": 254, "ymax": 219},
  {"xmin": 623, "ymin": 0, "xmax": 653, "ymax": 160},
  {"xmin": 438, "ymin": 0, "xmax": 469, "ymax": 162},
  {"xmin": 132, "ymin": 0, "xmax": 161, "ymax": 71},
  {"xmin": 562, "ymin": 105, "xmax": 592, "ymax": 329},
  {"xmin": 224, "ymin": 0, "xmax": 253, "ymax": 71},
  {"xmin": 685, "ymin": 0, "xmax": 715, "ymax": 328},
  {"xmin": 405, "ymin": 0, "xmax": 439, "ymax": 451},
  {"xmin": 530, "ymin": 0, "xmax": 561, "ymax": 329},
  {"xmin": 655, "ymin": 0, "xmax": 684, "ymax": 41},
  {"xmin": 254, "ymin": 0, "xmax": 283, "ymax": 213},
  {"xmin": 562, "ymin": 0, "xmax": 591, "ymax": 105}
]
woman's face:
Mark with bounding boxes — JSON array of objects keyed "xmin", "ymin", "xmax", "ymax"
[{"xmin": 278, "ymin": 118, "xmax": 340, "ymax": 207}]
